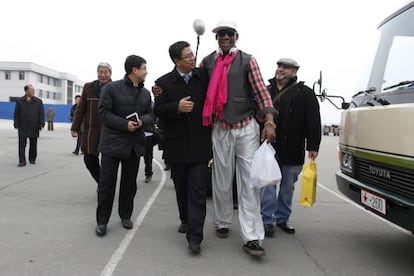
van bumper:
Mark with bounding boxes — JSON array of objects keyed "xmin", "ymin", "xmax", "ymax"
[{"xmin": 336, "ymin": 171, "xmax": 414, "ymax": 233}]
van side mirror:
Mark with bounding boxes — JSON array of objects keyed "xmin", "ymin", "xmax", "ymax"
[{"xmin": 342, "ymin": 102, "xmax": 350, "ymax": 109}]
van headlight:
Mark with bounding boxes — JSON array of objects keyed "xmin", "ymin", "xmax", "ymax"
[{"xmin": 340, "ymin": 152, "xmax": 354, "ymax": 175}]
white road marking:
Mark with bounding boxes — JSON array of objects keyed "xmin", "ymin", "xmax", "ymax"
[
  {"xmin": 100, "ymin": 159, "xmax": 167, "ymax": 276},
  {"xmin": 317, "ymin": 182, "xmax": 412, "ymax": 235}
]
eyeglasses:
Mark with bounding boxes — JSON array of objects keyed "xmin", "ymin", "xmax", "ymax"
[
  {"xmin": 180, "ymin": 53, "xmax": 194, "ymax": 60},
  {"xmin": 217, "ymin": 29, "xmax": 236, "ymax": 38}
]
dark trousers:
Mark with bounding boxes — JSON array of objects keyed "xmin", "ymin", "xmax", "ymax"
[
  {"xmin": 144, "ymin": 136, "xmax": 153, "ymax": 176},
  {"xmin": 96, "ymin": 153, "xmax": 139, "ymax": 225},
  {"xmin": 84, "ymin": 153, "xmax": 100, "ymax": 184},
  {"xmin": 47, "ymin": 121, "xmax": 54, "ymax": 131},
  {"xmin": 73, "ymin": 131, "xmax": 82, "ymax": 154},
  {"xmin": 171, "ymin": 162, "xmax": 208, "ymax": 243},
  {"xmin": 18, "ymin": 136, "xmax": 37, "ymax": 163}
]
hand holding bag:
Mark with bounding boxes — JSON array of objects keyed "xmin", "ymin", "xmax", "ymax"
[
  {"xmin": 249, "ymin": 142, "xmax": 282, "ymax": 189},
  {"xmin": 300, "ymin": 159, "xmax": 317, "ymax": 207}
]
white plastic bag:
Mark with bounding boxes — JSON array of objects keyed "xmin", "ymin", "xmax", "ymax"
[{"xmin": 249, "ymin": 142, "xmax": 282, "ymax": 189}]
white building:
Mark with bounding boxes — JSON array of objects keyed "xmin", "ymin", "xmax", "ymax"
[{"xmin": 0, "ymin": 61, "xmax": 84, "ymax": 105}]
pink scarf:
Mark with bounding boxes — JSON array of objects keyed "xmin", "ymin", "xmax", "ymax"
[{"xmin": 202, "ymin": 52, "xmax": 237, "ymax": 126}]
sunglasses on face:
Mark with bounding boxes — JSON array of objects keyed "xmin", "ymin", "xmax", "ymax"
[{"xmin": 217, "ymin": 29, "xmax": 236, "ymax": 38}]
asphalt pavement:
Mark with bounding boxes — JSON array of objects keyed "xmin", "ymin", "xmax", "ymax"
[{"xmin": 1, "ymin": 119, "xmax": 413, "ymax": 276}]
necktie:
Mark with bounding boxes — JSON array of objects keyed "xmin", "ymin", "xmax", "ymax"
[{"xmin": 183, "ymin": 74, "xmax": 191, "ymax": 84}]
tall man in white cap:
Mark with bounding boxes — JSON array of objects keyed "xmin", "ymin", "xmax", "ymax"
[
  {"xmin": 200, "ymin": 19, "xmax": 277, "ymax": 257},
  {"xmin": 260, "ymin": 58, "xmax": 321, "ymax": 237}
]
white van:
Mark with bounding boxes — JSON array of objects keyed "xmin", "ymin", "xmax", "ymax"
[{"xmin": 335, "ymin": 2, "xmax": 414, "ymax": 234}]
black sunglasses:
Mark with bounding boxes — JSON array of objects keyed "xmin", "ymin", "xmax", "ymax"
[{"xmin": 217, "ymin": 29, "xmax": 236, "ymax": 38}]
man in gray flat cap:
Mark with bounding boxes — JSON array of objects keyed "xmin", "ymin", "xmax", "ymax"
[{"xmin": 260, "ymin": 58, "xmax": 321, "ymax": 237}]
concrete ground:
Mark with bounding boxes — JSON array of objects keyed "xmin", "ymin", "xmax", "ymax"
[{"xmin": 0, "ymin": 119, "xmax": 413, "ymax": 276}]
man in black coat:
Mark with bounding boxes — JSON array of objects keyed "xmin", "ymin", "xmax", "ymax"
[
  {"xmin": 70, "ymin": 95, "xmax": 83, "ymax": 155},
  {"xmin": 260, "ymin": 58, "xmax": 321, "ymax": 237},
  {"xmin": 95, "ymin": 55, "xmax": 154, "ymax": 237},
  {"xmin": 154, "ymin": 41, "xmax": 212, "ymax": 254},
  {"xmin": 13, "ymin": 84, "xmax": 45, "ymax": 167}
]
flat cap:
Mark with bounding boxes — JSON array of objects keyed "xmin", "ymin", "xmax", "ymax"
[
  {"xmin": 212, "ymin": 19, "xmax": 238, "ymax": 33},
  {"xmin": 277, "ymin": 58, "xmax": 300, "ymax": 69}
]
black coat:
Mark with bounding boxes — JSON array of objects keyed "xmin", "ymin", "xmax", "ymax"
[
  {"xmin": 13, "ymin": 95, "xmax": 45, "ymax": 138},
  {"xmin": 98, "ymin": 75, "xmax": 154, "ymax": 158},
  {"xmin": 154, "ymin": 68, "xmax": 212, "ymax": 164},
  {"xmin": 268, "ymin": 78, "xmax": 321, "ymax": 165}
]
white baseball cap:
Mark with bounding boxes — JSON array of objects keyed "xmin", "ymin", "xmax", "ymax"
[{"xmin": 212, "ymin": 19, "xmax": 238, "ymax": 33}]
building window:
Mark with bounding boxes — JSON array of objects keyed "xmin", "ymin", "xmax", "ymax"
[
  {"xmin": 46, "ymin": 91, "xmax": 50, "ymax": 99},
  {"xmin": 38, "ymin": 90, "xmax": 43, "ymax": 98},
  {"xmin": 5, "ymin": 71, "xmax": 11, "ymax": 80},
  {"xmin": 52, "ymin": 92, "xmax": 56, "ymax": 100},
  {"xmin": 19, "ymin": 71, "xmax": 25, "ymax": 80}
]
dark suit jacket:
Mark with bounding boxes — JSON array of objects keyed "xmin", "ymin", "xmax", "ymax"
[
  {"xmin": 13, "ymin": 95, "xmax": 45, "ymax": 138},
  {"xmin": 268, "ymin": 78, "xmax": 322, "ymax": 165},
  {"xmin": 154, "ymin": 68, "xmax": 212, "ymax": 164}
]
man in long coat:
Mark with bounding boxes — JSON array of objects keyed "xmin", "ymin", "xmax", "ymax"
[{"xmin": 14, "ymin": 84, "xmax": 45, "ymax": 167}]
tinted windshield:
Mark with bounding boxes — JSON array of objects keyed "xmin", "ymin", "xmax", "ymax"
[{"xmin": 368, "ymin": 4, "xmax": 414, "ymax": 93}]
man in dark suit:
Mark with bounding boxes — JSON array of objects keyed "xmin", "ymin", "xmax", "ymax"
[
  {"xmin": 154, "ymin": 41, "xmax": 212, "ymax": 254},
  {"xmin": 13, "ymin": 84, "xmax": 45, "ymax": 167}
]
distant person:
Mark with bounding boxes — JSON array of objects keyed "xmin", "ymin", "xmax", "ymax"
[
  {"xmin": 143, "ymin": 102, "xmax": 156, "ymax": 183},
  {"xmin": 46, "ymin": 106, "xmax": 55, "ymax": 131},
  {"xmin": 71, "ymin": 62, "xmax": 112, "ymax": 184},
  {"xmin": 152, "ymin": 116, "xmax": 170, "ymax": 171},
  {"xmin": 95, "ymin": 55, "xmax": 153, "ymax": 237},
  {"xmin": 154, "ymin": 41, "xmax": 212, "ymax": 254},
  {"xmin": 199, "ymin": 19, "xmax": 276, "ymax": 257},
  {"xmin": 70, "ymin": 95, "xmax": 83, "ymax": 155},
  {"xmin": 260, "ymin": 58, "xmax": 321, "ymax": 237},
  {"xmin": 13, "ymin": 84, "xmax": 45, "ymax": 167}
]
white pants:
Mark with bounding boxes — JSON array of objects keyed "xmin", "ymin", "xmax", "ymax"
[{"xmin": 212, "ymin": 120, "xmax": 264, "ymax": 242}]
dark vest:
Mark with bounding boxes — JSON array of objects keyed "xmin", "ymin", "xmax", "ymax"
[{"xmin": 202, "ymin": 50, "xmax": 256, "ymax": 124}]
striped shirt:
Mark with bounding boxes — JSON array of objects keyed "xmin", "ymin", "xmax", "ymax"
[{"xmin": 202, "ymin": 51, "xmax": 274, "ymax": 129}]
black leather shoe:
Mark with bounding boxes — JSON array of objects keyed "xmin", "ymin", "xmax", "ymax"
[
  {"xmin": 144, "ymin": 175, "xmax": 152, "ymax": 183},
  {"xmin": 95, "ymin": 224, "xmax": 107, "ymax": 236},
  {"xmin": 216, "ymin": 228, "xmax": 229, "ymax": 238},
  {"xmin": 276, "ymin": 221, "xmax": 295, "ymax": 234},
  {"xmin": 18, "ymin": 162, "xmax": 26, "ymax": 167},
  {"xmin": 29, "ymin": 160, "xmax": 35, "ymax": 164},
  {"xmin": 121, "ymin": 219, "xmax": 133, "ymax": 230},
  {"xmin": 188, "ymin": 241, "xmax": 201, "ymax": 254},
  {"xmin": 264, "ymin": 224, "xmax": 276, "ymax": 237},
  {"xmin": 178, "ymin": 223, "xmax": 187, "ymax": 233}
]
